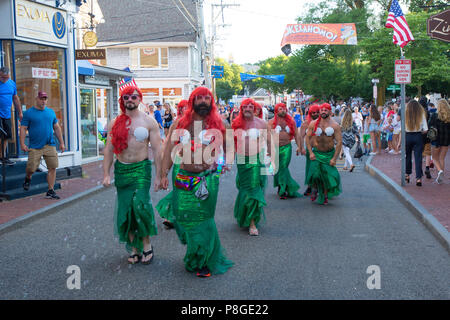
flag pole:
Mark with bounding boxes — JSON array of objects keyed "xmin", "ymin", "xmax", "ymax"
[{"xmin": 400, "ymin": 46, "xmax": 406, "ymax": 186}]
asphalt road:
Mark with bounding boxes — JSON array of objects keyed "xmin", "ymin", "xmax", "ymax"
[{"xmin": 0, "ymin": 151, "xmax": 449, "ymax": 300}]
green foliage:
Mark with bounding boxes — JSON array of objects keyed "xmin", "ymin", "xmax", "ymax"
[{"xmin": 214, "ymin": 58, "xmax": 244, "ymax": 102}]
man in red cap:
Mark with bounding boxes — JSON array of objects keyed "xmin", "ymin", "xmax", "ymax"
[
  {"xmin": 300, "ymin": 104, "xmax": 320, "ymax": 196},
  {"xmin": 103, "ymin": 85, "xmax": 163, "ymax": 265},
  {"xmin": 268, "ymin": 103, "xmax": 303, "ymax": 199},
  {"xmin": 160, "ymin": 87, "xmax": 233, "ymax": 277},
  {"xmin": 305, "ymin": 103, "xmax": 342, "ymax": 205},
  {"xmin": 232, "ymin": 98, "xmax": 270, "ymax": 236},
  {"xmin": 20, "ymin": 91, "xmax": 65, "ymax": 199}
]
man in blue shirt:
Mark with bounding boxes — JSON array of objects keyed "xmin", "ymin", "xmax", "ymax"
[
  {"xmin": 153, "ymin": 100, "xmax": 165, "ymax": 139},
  {"xmin": 0, "ymin": 67, "xmax": 23, "ymax": 165},
  {"xmin": 20, "ymin": 91, "xmax": 65, "ymax": 199}
]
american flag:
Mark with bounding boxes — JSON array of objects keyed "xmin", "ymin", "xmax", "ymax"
[
  {"xmin": 118, "ymin": 67, "xmax": 137, "ymax": 92},
  {"xmin": 385, "ymin": 0, "xmax": 414, "ymax": 48}
]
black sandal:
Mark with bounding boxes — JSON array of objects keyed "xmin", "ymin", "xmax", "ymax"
[
  {"xmin": 416, "ymin": 179, "xmax": 422, "ymax": 187},
  {"xmin": 163, "ymin": 220, "xmax": 174, "ymax": 229},
  {"xmin": 141, "ymin": 247, "xmax": 154, "ymax": 265},
  {"xmin": 405, "ymin": 175, "xmax": 410, "ymax": 184},
  {"xmin": 128, "ymin": 253, "xmax": 141, "ymax": 264}
]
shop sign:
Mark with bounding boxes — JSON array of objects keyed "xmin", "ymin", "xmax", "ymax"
[
  {"xmin": 32, "ymin": 67, "xmax": 58, "ymax": 79},
  {"xmin": 75, "ymin": 49, "xmax": 106, "ymax": 60},
  {"xmin": 30, "ymin": 51, "xmax": 59, "ymax": 62},
  {"xmin": 141, "ymin": 88, "xmax": 160, "ymax": 96},
  {"xmin": 427, "ymin": 9, "xmax": 450, "ymax": 43},
  {"xmin": 84, "ymin": 75, "xmax": 110, "ymax": 86},
  {"xmin": 15, "ymin": 0, "xmax": 68, "ymax": 46},
  {"xmin": 83, "ymin": 31, "xmax": 98, "ymax": 47},
  {"xmin": 163, "ymin": 88, "xmax": 182, "ymax": 96}
]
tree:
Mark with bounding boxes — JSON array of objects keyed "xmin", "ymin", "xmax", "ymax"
[{"xmin": 214, "ymin": 58, "xmax": 244, "ymax": 102}]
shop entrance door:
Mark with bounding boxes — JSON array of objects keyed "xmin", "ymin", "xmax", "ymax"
[{"xmin": 80, "ymin": 88, "xmax": 97, "ymax": 159}]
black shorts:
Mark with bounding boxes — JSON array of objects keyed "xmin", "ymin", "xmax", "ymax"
[{"xmin": 0, "ymin": 118, "xmax": 12, "ymax": 139}]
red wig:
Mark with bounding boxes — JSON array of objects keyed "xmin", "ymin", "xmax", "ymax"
[
  {"xmin": 254, "ymin": 102, "xmax": 263, "ymax": 119},
  {"xmin": 111, "ymin": 85, "xmax": 143, "ymax": 154},
  {"xmin": 177, "ymin": 99, "xmax": 188, "ymax": 118},
  {"xmin": 231, "ymin": 98, "xmax": 256, "ymax": 130},
  {"xmin": 176, "ymin": 87, "xmax": 224, "ymax": 135},
  {"xmin": 306, "ymin": 104, "xmax": 320, "ymax": 124},
  {"xmin": 272, "ymin": 103, "xmax": 296, "ymax": 139},
  {"xmin": 312, "ymin": 103, "xmax": 332, "ymax": 136}
]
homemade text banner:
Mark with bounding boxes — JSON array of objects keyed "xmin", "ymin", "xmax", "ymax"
[
  {"xmin": 280, "ymin": 23, "xmax": 358, "ymax": 46},
  {"xmin": 240, "ymin": 73, "xmax": 285, "ymax": 84}
]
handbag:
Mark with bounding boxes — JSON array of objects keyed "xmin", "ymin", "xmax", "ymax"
[
  {"xmin": 354, "ymin": 143, "xmax": 363, "ymax": 159},
  {"xmin": 427, "ymin": 113, "xmax": 438, "ymax": 141}
]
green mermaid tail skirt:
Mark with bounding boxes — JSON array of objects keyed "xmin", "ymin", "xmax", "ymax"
[
  {"xmin": 155, "ymin": 163, "xmax": 180, "ymax": 222},
  {"xmin": 273, "ymin": 143, "xmax": 301, "ymax": 197},
  {"xmin": 114, "ymin": 159, "xmax": 157, "ymax": 254},
  {"xmin": 305, "ymin": 148, "xmax": 342, "ymax": 204},
  {"xmin": 173, "ymin": 169, "xmax": 233, "ymax": 275},
  {"xmin": 234, "ymin": 155, "xmax": 267, "ymax": 228}
]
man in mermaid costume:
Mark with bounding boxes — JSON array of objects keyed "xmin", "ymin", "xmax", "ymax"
[
  {"xmin": 268, "ymin": 103, "xmax": 303, "ymax": 199},
  {"xmin": 231, "ymin": 98, "xmax": 271, "ymax": 236},
  {"xmin": 156, "ymin": 99, "xmax": 188, "ymax": 229},
  {"xmin": 102, "ymin": 85, "xmax": 162, "ymax": 264},
  {"xmin": 160, "ymin": 87, "xmax": 233, "ymax": 277},
  {"xmin": 305, "ymin": 103, "xmax": 342, "ymax": 205}
]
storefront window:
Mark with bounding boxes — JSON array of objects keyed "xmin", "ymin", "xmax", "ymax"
[
  {"xmin": 14, "ymin": 40, "xmax": 67, "ymax": 155},
  {"xmin": 80, "ymin": 88, "xmax": 97, "ymax": 159}
]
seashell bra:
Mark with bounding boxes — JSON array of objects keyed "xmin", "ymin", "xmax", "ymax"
[{"xmin": 315, "ymin": 127, "xmax": 334, "ymax": 137}]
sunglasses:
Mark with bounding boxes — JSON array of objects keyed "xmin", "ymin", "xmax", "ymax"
[
  {"xmin": 123, "ymin": 94, "xmax": 139, "ymax": 101},
  {"xmin": 39, "ymin": 97, "xmax": 48, "ymax": 100}
]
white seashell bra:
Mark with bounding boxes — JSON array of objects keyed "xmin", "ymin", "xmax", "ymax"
[
  {"xmin": 133, "ymin": 127, "xmax": 149, "ymax": 142},
  {"xmin": 315, "ymin": 127, "xmax": 334, "ymax": 136}
]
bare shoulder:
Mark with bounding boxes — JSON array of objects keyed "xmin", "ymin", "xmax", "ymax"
[{"xmin": 142, "ymin": 111, "xmax": 158, "ymax": 129}]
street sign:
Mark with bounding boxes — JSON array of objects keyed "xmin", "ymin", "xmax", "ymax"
[
  {"xmin": 373, "ymin": 86, "xmax": 378, "ymax": 98},
  {"xmin": 427, "ymin": 9, "xmax": 450, "ymax": 43},
  {"xmin": 387, "ymin": 84, "xmax": 401, "ymax": 91},
  {"xmin": 211, "ymin": 65, "xmax": 224, "ymax": 78},
  {"xmin": 395, "ymin": 59, "xmax": 411, "ymax": 84}
]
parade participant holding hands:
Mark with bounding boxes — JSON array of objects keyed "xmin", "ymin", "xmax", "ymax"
[
  {"xmin": 160, "ymin": 87, "xmax": 233, "ymax": 278},
  {"xmin": 300, "ymin": 104, "xmax": 320, "ymax": 196},
  {"xmin": 103, "ymin": 86, "xmax": 162, "ymax": 265},
  {"xmin": 305, "ymin": 103, "xmax": 342, "ymax": 205}
]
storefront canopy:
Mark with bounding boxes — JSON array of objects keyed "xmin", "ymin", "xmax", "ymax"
[{"xmin": 77, "ymin": 60, "xmax": 95, "ymax": 76}]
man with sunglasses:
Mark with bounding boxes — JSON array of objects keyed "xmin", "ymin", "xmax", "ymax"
[
  {"xmin": 103, "ymin": 86, "xmax": 162, "ymax": 265},
  {"xmin": 0, "ymin": 67, "xmax": 23, "ymax": 165},
  {"xmin": 20, "ymin": 91, "xmax": 65, "ymax": 199}
]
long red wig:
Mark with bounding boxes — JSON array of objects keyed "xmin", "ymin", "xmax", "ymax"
[
  {"xmin": 272, "ymin": 103, "xmax": 296, "ymax": 139},
  {"xmin": 306, "ymin": 104, "xmax": 320, "ymax": 124},
  {"xmin": 177, "ymin": 99, "xmax": 188, "ymax": 118},
  {"xmin": 312, "ymin": 103, "xmax": 332, "ymax": 136},
  {"xmin": 111, "ymin": 85, "xmax": 143, "ymax": 154},
  {"xmin": 254, "ymin": 102, "xmax": 263, "ymax": 119},
  {"xmin": 176, "ymin": 87, "xmax": 225, "ymax": 135},
  {"xmin": 231, "ymin": 98, "xmax": 256, "ymax": 130}
]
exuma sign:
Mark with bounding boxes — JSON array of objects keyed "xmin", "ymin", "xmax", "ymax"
[{"xmin": 15, "ymin": 0, "xmax": 68, "ymax": 46}]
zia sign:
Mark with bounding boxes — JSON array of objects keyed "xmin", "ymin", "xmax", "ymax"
[
  {"xmin": 427, "ymin": 9, "xmax": 450, "ymax": 43},
  {"xmin": 15, "ymin": 0, "xmax": 68, "ymax": 47}
]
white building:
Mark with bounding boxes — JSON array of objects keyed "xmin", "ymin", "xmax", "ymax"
[{"xmin": 95, "ymin": 0, "xmax": 208, "ymax": 106}]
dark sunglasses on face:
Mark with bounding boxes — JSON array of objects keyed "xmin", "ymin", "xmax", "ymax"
[
  {"xmin": 39, "ymin": 97, "xmax": 48, "ymax": 100},
  {"xmin": 123, "ymin": 94, "xmax": 139, "ymax": 101}
]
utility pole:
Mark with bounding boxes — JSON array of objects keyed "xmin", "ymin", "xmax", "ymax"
[{"xmin": 209, "ymin": 1, "xmax": 239, "ymax": 98}]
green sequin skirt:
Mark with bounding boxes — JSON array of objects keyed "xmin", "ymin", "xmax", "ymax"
[{"xmin": 273, "ymin": 143, "xmax": 301, "ymax": 197}]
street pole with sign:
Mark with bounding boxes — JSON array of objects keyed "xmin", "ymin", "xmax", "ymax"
[{"xmin": 395, "ymin": 51, "xmax": 411, "ymax": 186}]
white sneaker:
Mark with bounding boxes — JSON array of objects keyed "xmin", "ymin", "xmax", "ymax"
[
  {"xmin": 389, "ymin": 150, "xmax": 395, "ymax": 154},
  {"xmin": 369, "ymin": 152, "xmax": 377, "ymax": 155},
  {"xmin": 436, "ymin": 170, "xmax": 444, "ymax": 184}
]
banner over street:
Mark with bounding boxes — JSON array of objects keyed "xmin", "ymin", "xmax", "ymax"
[{"xmin": 281, "ymin": 23, "xmax": 358, "ymax": 46}]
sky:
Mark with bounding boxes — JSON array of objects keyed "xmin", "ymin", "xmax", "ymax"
[{"xmin": 203, "ymin": 0, "xmax": 309, "ymax": 65}]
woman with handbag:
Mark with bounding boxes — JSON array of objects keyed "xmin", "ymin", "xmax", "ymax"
[
  {"xmin": 405, "ymin": 100, "xmax": 428, "ymax": 186},
  {"xmin": 341, "ymin": 110, "xmax": 360, "ymax": 172},
  {"xmin": 428, "ymin": 99, "xmax": 450, "ymax": 184}
]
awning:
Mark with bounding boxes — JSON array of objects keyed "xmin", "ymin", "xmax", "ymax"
[{"xmin": 77, "ymin": 60, "xmax": 95, "ymax": 76}]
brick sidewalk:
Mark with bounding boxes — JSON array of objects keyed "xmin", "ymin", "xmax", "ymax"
[
  {"xmin": 0, "ymin": 160, "xmax": 110, "ymax": 225},
  {"xmin": 371, "ymin": 151, "xmax": 450, "ymax": 232}
]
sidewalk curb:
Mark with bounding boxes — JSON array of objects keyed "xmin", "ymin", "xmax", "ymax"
[
  {"xmin": 0, "ymin": 181, "xmax": 113, "ymax": 237},
  {"xmin": 365, "ymin": 155, "xmax": 450, "ymax": 253}
]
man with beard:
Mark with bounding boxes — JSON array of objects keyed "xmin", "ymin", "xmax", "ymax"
[
  {"xmin": 102, "ymin": 86, "xmax": 162, "ymax": 265},
  {"xmin": 305, "ymin": 103, "xmax": 342, "ymax": 205},
  {"xmin": 156, "ymin": 99, "xmax": 188, "ymax": 229},
  {"xmin": 160, "ymin": 87, "xmax": 233, "ymax": 278},
  {"xmin": 232, "ymin": 98, "xmax": 270, "ymax": 236},
  {"xmin": 268, "ymin": 103, "xmax": 303, "ymax": 199},
  {"xmin": 300, "ymin": 104, "xmax": 320, "ymax": 196}
]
